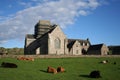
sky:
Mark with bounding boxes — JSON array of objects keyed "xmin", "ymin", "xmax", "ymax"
[{"xmin": 0, "ymin": 0, "xmax": 120, "ymax": 48}]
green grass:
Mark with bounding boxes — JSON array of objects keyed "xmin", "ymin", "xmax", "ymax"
[{"xmin": 0, "ymin": 57, "xmax": 120, "ymax": 80}]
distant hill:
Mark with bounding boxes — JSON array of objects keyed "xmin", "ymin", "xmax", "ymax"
[{"xmin": 0, "ymin": 47, "xmax": 24, "ymax": 55}]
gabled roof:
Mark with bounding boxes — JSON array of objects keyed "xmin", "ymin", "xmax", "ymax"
[
  {"xmin": 67, "ymin": 38, "xmax": 90, "ymax": 51},
  {"xmin": 67, "ymin": 40, "xmax": 76, "ymax": 49},
  {"xmin": 88, "ymin": 44, "xmax": 104, "ymax": 50},
  {"xmin": 46, "ymin": 25, "xmax": 57, "ymax": 33},
  {"xmin": 68, "ymin": 39, "xmax": 90, "ymax": 45},
  {"xmin": 108, "ymin": 45, "xmax": 120, "ymax": 48}
]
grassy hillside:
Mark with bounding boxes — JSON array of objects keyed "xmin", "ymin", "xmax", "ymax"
[{"xmin": 0, "ymin": 57, "xmax": 120, "ymax": 80}]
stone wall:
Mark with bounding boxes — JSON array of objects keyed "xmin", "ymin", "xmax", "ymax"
[
  {"xmin": 1, "ymin": 55, "xmax": 120, "ymax": 59},
  {"xmin": 71, "ymin": 41, "xmax": 82, "ymax": 55},
  {"xmin": 101, "ymin": 44, "xmax": 109, "ymax": 55},
  {"xmin": 48, "ymin": 26, "xmax": 67, "ymax": 55}
]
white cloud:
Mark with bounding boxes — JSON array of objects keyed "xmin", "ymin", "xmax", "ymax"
[
  {"xmin": 79, "ymin": 10, "xmax": 88, "ymax": 16},
  {"xmin": 19, "ymin": 1, "xmax": 33, "ymax": 8},
  {"xmin": 0, "ymin": 0, "xmax": 103, "ymax": 44}
]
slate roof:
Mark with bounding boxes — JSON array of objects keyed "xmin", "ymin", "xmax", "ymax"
[
  {"xmin": 67, "ymin": 40, "xmax": 76, "ymax": 50},
  {"xmin": 68, "ymin": 39, "xmax": 90, "ymax": 46},
  {"xmin": 79, "ymin": 39, "xmax": 90, "ymax": 45},
  {"xmin": 88, "ymin": 44, "xmax": 104, "ymax": 50}
]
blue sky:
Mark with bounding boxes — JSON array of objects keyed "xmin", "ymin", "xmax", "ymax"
[{"xmin": 0, "ymin": 0, "xmax": 120, "ymax": 48}]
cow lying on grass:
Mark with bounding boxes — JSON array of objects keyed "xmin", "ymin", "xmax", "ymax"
[
  {"xmin": 89, "ymin": 70, "xmax": 101, "ymax": 78},
  {"xmin": 47, "ymin": 66, "xmax": 65, "ymax": 74},
  {"xmin": 47, "ymin": 66, "xmax": 57, "ymax": 74},
  {"xmin": 57, "ymin": 66, "xmax": 65, "ymax": 73},
  {"xmin": 100, "ymin": 60, "xmax": 108, "ymax": 64},
  {"xmin": 1, "ymin": 62, "xmax": 17, "ymax": 68},
  {"xmin": 17, "ymin": 57, "xmax": 34, "ymax": 61}
]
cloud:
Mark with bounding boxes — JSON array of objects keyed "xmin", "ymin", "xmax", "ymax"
[
  {"xmin": 0, "ymin": 0, "xmax": 102, "ymax": 44},
  {"xmin": 18, "ymin": 1, "xmax": 34, "ymax": 8}
]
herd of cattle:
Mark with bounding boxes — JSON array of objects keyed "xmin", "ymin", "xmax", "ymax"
[
  {"xmin": 0, "ymin": 57, "xmax": 117, "ymax": 78},
  {"xmin": 47, "ymin": 66, "xmax": 65, "ymax": 74},
  {"xmin": 17, "ymin": 57, "xmax": 34, "ymax": 61}
]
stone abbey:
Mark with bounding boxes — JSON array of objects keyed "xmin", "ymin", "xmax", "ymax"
[{"xmin": 24, "ymin": 20, "xmax": 109, "ymax": 55}]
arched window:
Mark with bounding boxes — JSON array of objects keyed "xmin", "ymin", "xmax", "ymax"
[{"xmin": 54, "ymin": 38, "xmax": 61, "ymax": 49}]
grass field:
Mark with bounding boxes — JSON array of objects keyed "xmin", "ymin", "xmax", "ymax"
[{"xmin": 0, "ymin": 57, "xmax": 120, "ymax": 80}]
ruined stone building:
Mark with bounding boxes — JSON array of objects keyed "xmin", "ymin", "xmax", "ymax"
[
  {"xmin": 24, "ymin": 20, "xmax": 109, "ymax": 55},
  {"xmin": 108, "ymin": 46, "xmax": 120, "ymax": 55},
  {"xmin": 87, "ymin": 44, "xmax": 109, "ymax": 55}
]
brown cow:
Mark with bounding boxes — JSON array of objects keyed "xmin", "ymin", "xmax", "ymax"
[
  {"xmin": 17, "ymin": 57, "xmax": 34, "ymax": 61},
  {"xmin": 57, "ymin": 66, "xmax": 65, "ymax": 73},
  {"xmin": 47, "ymin": 66, "xmax": 57, "ymax": 74},
  {"xmin": 25, "ymin": 57, "xmax": 34, "ymax": 61},
  {"xmin": 17, "ymin": 57, "xmax": 25, "ymax": 60}
]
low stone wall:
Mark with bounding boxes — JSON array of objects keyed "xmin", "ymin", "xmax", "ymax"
[{"xmin": 0, "ymin": 54, "xmax": 120, "ymax": 59}]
